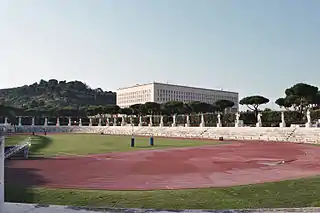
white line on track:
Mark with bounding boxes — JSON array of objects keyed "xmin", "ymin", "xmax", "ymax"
[{"xmin": 56, "ymin": 152, "xmax": 112, "ymax": 161}]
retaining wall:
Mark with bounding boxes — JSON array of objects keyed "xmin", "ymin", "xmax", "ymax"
[{"xmin": 11, "ymin": 126, "xmax": 320, "ymax": 144}]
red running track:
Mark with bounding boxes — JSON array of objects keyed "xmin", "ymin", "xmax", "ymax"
[{"xmin": 5, "ymin": 141, "xmax": 320, "ymax": 190}]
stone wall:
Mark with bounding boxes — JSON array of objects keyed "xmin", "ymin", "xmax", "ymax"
[{"xmin": 12, "ymin": 126, "xmax": 320, "ymax": 144}]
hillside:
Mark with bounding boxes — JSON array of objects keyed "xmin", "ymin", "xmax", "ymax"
[{"xmin": 0, "ymin": 79, "xmax": 116, "ymax": 109}]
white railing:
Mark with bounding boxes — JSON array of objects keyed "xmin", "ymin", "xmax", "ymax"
[{"xmin": 5, "ymin": 137, "xmax": 31, "ymax": 159}]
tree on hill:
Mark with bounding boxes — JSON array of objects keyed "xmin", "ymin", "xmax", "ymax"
[
  {"xmin": 277, "ymin": 83, "xmax": 319, "ymax": 112},
  {"xmin": 161, "ymin": 101, "xmax": 185, "ymax": 115},
  {"xmin": 214, "ymin": 100, "xmax": 235, "ymax": 113},
  {"xmin": 118, "ymin": 107, "xmax": 133, "ymax": 116},
  {"xmin": 239, "ymin": 95, "xmax": 269, "ymax": 117},
  {"xmin": 143, "ymin": 102, "xmax": 161, "ymax": 115},
  {"xmin": 275, "ymin": 97, "xmax": 292, "ymax": 110},
  {"xmin": 0, "ymin": 79, "xmax": 116, "ymax": 109},
  {"xmin": 129, "ymin": 104, "xmax": 145, "ymax": 115}
]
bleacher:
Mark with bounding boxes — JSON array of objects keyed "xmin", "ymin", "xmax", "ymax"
[{"xmin": 13, "ymin": 126, "xmax": 320, "ymax": 144}]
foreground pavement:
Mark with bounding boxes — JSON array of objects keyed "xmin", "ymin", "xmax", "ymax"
[{"xmin": 4, "ymin": 203, "xmax": 320, "ymax": 213}]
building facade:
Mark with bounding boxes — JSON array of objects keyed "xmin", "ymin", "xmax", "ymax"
[{"xmin": 116, "ymin": 82, "xmax": 239, "ymax": 112}]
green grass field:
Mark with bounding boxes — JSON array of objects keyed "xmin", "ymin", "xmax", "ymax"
[
  {"xmin": 5, "ymin": 134, "xmax": 220, "ymax": 156},
  {"xmin": 5, "ymin": 134, "xmax": 320, "ymax": 210}
]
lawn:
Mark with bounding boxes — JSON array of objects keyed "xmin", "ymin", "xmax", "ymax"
[
  {"xmin": 5, "ymin": 133, "xmax": 221, "ymax": 156},
  {"xmin": 5, "ymin": 177, "xmax": 320, "ymax": 210}
]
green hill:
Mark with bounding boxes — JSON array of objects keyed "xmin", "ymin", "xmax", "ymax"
[{"xmin": 0, "ymin": 79, "xmax": 116, "ymax": 109}]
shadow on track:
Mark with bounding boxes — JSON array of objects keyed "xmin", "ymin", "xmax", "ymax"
[{"xmin": 5, "ymin": 134, "xmax": 53, "ymax": 203}]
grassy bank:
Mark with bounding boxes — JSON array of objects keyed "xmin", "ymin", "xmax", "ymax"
[{"xmin": 5, "ymin": 176, "xmax": 320, "ymax": 210}]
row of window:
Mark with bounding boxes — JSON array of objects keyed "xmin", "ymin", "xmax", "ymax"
[
  {"xmin": 117, "ymin": 89, "xmax": 151, "ymax": 97},
  {"xmin": 157, "ymin": 89, "xmax": 236, "ymax": 101},
  {"xmin": 117, "ymin": 89, "xmax": 152, "ymax": 104},
  {"xmin": 117, "ymin": 88, "xmax": 238, "ymax": 107},
  {"xmin": 117, "ymin": 94, "xmax": 151, "ymax": 105}
]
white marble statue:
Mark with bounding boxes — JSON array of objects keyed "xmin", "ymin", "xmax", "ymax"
[
  {"xmin": 113, "ymin": 117, "xmax": 117, "ymax": 126},
  {"xmin": 257, "ymin": 113, "xmax": 262, "ymax": 123},
  {"xmin": 4, "ymin": 117, "xmax": 8, "ymax": 125},
  {"xmin": 98, "ymin": 118, "xmax": 102, "ymax": 126},
  {"xmin": 172, "ymin": 114, "xmax": 176, "ymax": 127},
  {"xmin": 79, "ymin": 118, "xmax": 82, "ymax": 126},
  {"xmin": 235, "ymin": 112, "xmax": 240, "ymax": 127},
  {"xmin": 18, "ymin": 117, "xmax": 22, "ymax": 126},
  {"xmin": 106, "ymin": 118, "xmax": 110, "ymax": 126},
  {"xmin": 139, "ymin": 116, "xmax": 142, "ymax": 126},
  {"xmin": 256, "ymin": 112, "xmax": 262, "ymax": 127},
  {"xmin": 68, "ymin": 117, "xmax": 72, "ymax": 126},
  {"xmin": 44, "ymin": 118, "xmax": 48, "ymax": 126},
  {"xmin": 236, "ymin": 112, "xmax": 240, "ymax": 122},
  {"xmin": 130, "ymin": 116, "xmax": 133, "ymax": 125},
  {"xmin": 185, "ymin": 115, "xmax": 190, "ymax": 127},
  {"xmin": 305, "ymin": 109, "xmax": 311, "ymax": 128},
  {"xmin": 279, "ymin": 111, "xmax": 286, "ymax": 128},
  {"xmin": 307, "ymin": 109, "xmax": 311, "ymax": 123},
  {"xmin": 149, "ymin": 116, "xmax": 153, "ymax": 127},
  {"xmin": 160, "ymin": 115, "xmax": 164, "ymax": 127},
  {"xmin": 200, "ymin": 113, "xmax": 205, "ymax": 127},
  {"xmin": 56, "ymin": 117, "xmax": 60, "ymax": 126},
  {"xmin": 89, "ymin": 118, "xmax": 93, "ymax": 126},
  {"xmin": 32, "ymin": 117, "xmax": 35, "ymax": 126},
  {"xmin": 281, "ymin": 111, "xmax": 285, "ymax": 123},
  {"xmin": 216, "ymin": 114, "xmax": 222, "ymax": 127},
  {"xmin": 121, "ymin": 116, "xmax": 125, "ymax": 126}
]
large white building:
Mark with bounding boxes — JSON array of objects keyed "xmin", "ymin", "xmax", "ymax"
[{"xmin": 116, "ymin": 82, "xmax": 239, "ymax": 112}]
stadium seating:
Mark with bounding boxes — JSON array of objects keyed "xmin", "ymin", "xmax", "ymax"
[{"xmin": 12, "ymin": 125, "xmax": 320, "ymax": 144}]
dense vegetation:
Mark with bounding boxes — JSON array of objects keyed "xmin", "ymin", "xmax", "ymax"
[
  {"xmin": 0, "ymin": 79, "xmax": 116, "ymax": 109},
  {"xmin": 0, "ymin": 81, "xmax": 319, "ymax": 126}
]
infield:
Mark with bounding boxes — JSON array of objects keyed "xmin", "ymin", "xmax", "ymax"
[{"xmin": 5, "ymin": 134, "xmax": 221, "ymax": 156}]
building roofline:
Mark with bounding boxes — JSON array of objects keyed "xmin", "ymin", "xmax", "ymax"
[
  {"xmin": 117, "ymin": 83, "xmax": 153, "ymax": 90},
  {"xmin": 153, "ymin": 82, "xmax": 238, "ymax": 95},
  {"xmin": 117, "ymin": 82, "xmax": 238, "ymax": 95}
]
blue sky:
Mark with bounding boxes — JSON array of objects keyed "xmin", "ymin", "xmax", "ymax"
[{"xmin": 1, "ymin": 0, "xmax": 320, "ymax": 109}]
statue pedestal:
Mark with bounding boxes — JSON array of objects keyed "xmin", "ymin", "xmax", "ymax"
[
  {"xmin": 256, "ymin": 123, "xmax": 262, "ymax": 127},
  {"xmin": 185, "ymin": 123, "xmax": 190, "ymax": 127},
  {"xmin": 305, "ymin": 122, "xmax": 311, "ymax": 128},
  {"xmin": 235, "ymin": 123, "xmax": 239, "ymax": 127},
  {"xmin": 200, "ymin": 122, "xmax": 205, "ymax": 127},
  {"xmin": 279, "ymin": 122, "xmax": 286, "ymax": 128},
  {"xmin": 216, "ymin": 123, "xmax": 222, "ymax": 127}
]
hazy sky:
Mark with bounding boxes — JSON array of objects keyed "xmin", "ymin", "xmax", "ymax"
[{"xmin": 1, "ymin": 0, "xmax": 320, "ymax": 109}]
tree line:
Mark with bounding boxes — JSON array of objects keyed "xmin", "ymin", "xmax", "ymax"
[
  {"xmin": 0, "ymin": 99, "xmax": 235, "ymax": 118},
  {"xmin": 0, "ymin": 83, "xmax": 319, "ymax": 125}
]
